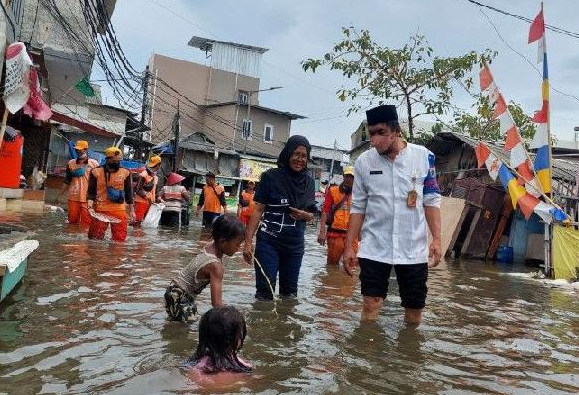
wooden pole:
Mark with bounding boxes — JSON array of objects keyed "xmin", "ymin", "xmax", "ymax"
[{"xmin": 0, "ymin": 107, "xmax": 10, "ymax": 151}]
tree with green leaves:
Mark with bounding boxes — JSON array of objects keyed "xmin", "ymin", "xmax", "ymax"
[
  {"xmin": 302, "ymin": 27, "xmax": 496, "ymax": 141},
  {"xmin": 445, "ymin": 96, "xmax": 535, "ymax": 142}
]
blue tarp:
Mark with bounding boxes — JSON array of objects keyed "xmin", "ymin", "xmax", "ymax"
[{"xmin": 67, "ymin": 141, "xmax": 144, "ymax": 169}]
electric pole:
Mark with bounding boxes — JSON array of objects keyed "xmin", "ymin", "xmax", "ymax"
[
  {"xmin": 136, "ymin": 65, "xmax": 149, "ymax": 159},
  {"xmin": 172, "ymin": 99, "xmax": 180, "ymax": 172},
  {"xmin": 329, "ymin": 139, "xmax": 338, "ymax": 182}
]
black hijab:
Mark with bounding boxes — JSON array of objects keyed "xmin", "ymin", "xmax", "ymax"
[{"xmin": 274, "ymin": 135, "xmax": 316, "ymax": 211}]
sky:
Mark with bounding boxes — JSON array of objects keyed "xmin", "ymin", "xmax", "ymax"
[{"xmin": 105, "ymin": 0, "xmax": 579, "ymax": 151}]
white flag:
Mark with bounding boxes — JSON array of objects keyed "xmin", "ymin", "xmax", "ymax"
[
  {"xmin": 510, "ymin": 143, "xmax": 527, "ymax": 168},
  {"xmin": 482, "ymin": 82, "xmax": 500, "ymax": 104},
  {"xmin": 485, "ymin": 153, "xmax": 501, "ymax": 181},
  {"xmin": 537, "ymin": 36, "xmax": 546, "ymax": 64},
  {"xmin": 499, "ymin": 111, "xmax": 515, "ymax": 136},
  {"xmin": 530, "ymin": 123, "xmax": 548, "ymax": 149}
]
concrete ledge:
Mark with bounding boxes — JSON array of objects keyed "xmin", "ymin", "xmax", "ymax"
[
  {"xmin": 5, "ymin": 199, "xmax": 22, "ymax": 212},
  {"xmin": 22, "ymin": 190, "xmax": 46, "ymax": 201},
  {"xmin": 22, "ymin": 200, "xmax": 44, "ymax": 213},
  {"xmin": 0, "ymin": 198, "xmax": 5, "ymax": 211},
  {"xmin": 0, "ymin": 188, "xmax": 23, "ymax": 199}
]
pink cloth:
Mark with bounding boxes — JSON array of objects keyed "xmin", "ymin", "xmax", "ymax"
[
  {"xmin": 193, "ymin": 355, "xmax": 252, "ymax": 372},
  {"xmin": 188, "ymin": 356, "xmax": 253, "ymax": 389}
]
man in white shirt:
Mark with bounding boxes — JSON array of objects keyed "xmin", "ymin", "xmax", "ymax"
[{"xmin": 344, "ymin": 104, "xmax": 442, "ymax": 325}]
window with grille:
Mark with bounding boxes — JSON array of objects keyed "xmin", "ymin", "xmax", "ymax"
[
  {"xmin": 263, "ymin": 124, "xmax": 274, "ymax": 143},
  {"xmin": 238, "ymin": 92, "xmax": 249, "ymax": 105},
  {"xmin": 242, "ymin": 118, "xmax": 252, "ymax": 140}
]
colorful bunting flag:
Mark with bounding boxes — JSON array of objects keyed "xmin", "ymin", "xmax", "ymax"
[
  {"xmin": 476, "ymin": 143, "xmax": 563, "ymax": 222},
  {"xmin": 493, "ymin": 94, "xmax": 507, "ymax": 119},
  {"xmin": 474, "ymin": 142, "xmax": 501, "ymax": 181},
  {"xmin": 498, "ymin": 111, "xmax": 515, "ymax": 136}
]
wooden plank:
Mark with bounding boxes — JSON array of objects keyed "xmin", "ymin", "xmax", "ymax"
[
  {"xmin": 446, "ymin": 204, "xmax": 469, "ymax": 256},
  {"xmin": 464, "ymin": 187, "xmax": 506, "ymax": 257},
  {"xmin": 0, "ymin": 264, "xmax": 5, "ymax": 276},
  {"xmin": 461, "ymin": 210, "xmax": 481, "ymax": 255},
  {"xmin": 487, "ymin": 196, "xmax": 513, "ymax": 260}
]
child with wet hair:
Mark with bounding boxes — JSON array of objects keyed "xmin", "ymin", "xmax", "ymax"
[
  {"xmin": 164, "ymin": 215, "xmax": 245, "ymax": 322},
  {"xmin": 187, "ymin": 306, "xmax": 252, "ymax": 376}
]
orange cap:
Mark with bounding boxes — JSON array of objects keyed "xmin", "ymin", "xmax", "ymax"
[{"xmin": 74, "ymin": 140, "xmax": 89, "ymax": 150}]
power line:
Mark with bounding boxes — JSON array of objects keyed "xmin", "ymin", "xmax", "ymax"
[
  {"xmin": 478, "ymin": 8, "xmax": 579, "ymax": 107},
  {"xmin": 459, "ymin": 0, "xmax": 579, "ymax": 40}
]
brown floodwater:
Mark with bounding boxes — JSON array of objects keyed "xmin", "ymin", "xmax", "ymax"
[{"xmin": 1, "ymin": 212, "xmax": 579, "ymax": 394}]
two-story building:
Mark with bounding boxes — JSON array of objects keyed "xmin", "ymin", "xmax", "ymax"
[
  {"xmin": 146, "ymin": 36, "xmax": 304, "ymax": 199},
  {"xmin": 145, "ymin": 37, "xmax": 304, "ymax": 158}
]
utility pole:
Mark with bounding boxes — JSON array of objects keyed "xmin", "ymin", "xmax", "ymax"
[
  {"xmin": 243, "ymin": 92, "xmax": 253, "ymax": 155},
  {"xmin": 135, "ymin": 65, "xmax": 149, "ymax": 160},
  {"xmin": 140, "ymin": 65, "xmax": 149, "ymax": 128},
  {"xmin": 329, "ymin": 139, "xmax": 338, "ymax": 182},
  {"xmin": 172, "ymin": 99, "xmax": 180, "ymax": 172}
]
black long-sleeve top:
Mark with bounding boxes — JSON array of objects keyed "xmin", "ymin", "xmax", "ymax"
[{"xmin": 87, "ymin": 168, "xmax": 134, "ymax": 204}]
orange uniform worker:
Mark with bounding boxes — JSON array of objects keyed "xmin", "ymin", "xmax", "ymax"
[
  {"xmin": 237, "ymin": 180, "xmax": 255, "ymax": 226},
  {"xmin": 87, "ymin": 147, "xmax": 135, "ymax": 242},
  {"xmin": 55, "ymin": 140, "xmax": 99, "ymax": 226},
  {"xmin": 134, "ymin": 155, "xmax": 161, "ymax": 224},
  {"xmin": 317, "ymin": 166, "xmax": 358, "ymax": 265},
  {"xmin": 196, "ymin": 172, "xmax": 227, "ymax": 227}
]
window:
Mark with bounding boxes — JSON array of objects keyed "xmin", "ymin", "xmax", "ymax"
[
  {"xmin": 238, "ymin": 91, "xmax": 249, "ymax": 105},
  {"xmin": 263, "ymin": 124, "xmax": 274, "ymax": 143},
  {"xmin": 242, "ymin": 118, "xmax": 252, "ymax": 140}
]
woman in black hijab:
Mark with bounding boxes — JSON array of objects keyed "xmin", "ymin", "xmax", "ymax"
[{"xmin": 243, "ymin": 135, "xmax": 317, "ymax": 299}]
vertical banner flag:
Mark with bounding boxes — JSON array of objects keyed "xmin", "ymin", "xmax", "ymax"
[{"xmin": 528, "ymin": 6, "xmax": 552, "ymax": 194}]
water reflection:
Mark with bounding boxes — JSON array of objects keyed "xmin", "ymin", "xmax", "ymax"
[{"xmin": 0, "ymin": 213, "xmax": 579, "ymax": 394}]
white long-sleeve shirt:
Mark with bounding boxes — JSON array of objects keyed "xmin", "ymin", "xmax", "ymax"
[{"xmin": 351, "ymin": 144, "xmax": 441, "ymax": 265}]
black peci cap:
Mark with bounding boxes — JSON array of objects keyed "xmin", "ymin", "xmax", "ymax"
[{"xmin": 366, "ymin": 105, "xmax": 398, "ymax": 126}]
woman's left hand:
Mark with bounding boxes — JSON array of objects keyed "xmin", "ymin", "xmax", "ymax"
[{"xmin": 289, "ymin": 207, "xmax": 314, "ymax": 222}]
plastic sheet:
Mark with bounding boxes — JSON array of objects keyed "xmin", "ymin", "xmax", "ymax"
[
  {"xmin": 552, "ymin": 225, "xmax": 579, "ymax": 280},
  {"xmin": 141, "ymin": 203, "xmax": 165, "ymax": 228}
]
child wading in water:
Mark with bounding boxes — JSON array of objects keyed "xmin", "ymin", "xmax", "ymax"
[
  {"xmin": 187, "ymin": 307, "xmax": 252, "ymax": 387},
  {"xmin": 165, "ymin": 215, "xmax": 245, "ymax": 322}
]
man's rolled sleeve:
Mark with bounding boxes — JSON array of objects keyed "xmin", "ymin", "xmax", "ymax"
[
  {"xmin": 423, "ymin": 152, "xmax": 441, "ymax": 208},
  {"xmin": 350, "ymin": 158, "xmax": 368, "ymax": 214}
]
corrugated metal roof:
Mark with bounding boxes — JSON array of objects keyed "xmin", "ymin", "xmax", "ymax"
[
  {"xmin": 188, "ymin": 36, "xmax": 269, "ymax": 54},
  {"xmin": 429, "ymin": 131, "xmax": 579, "ymax": 182},
  {"xmin": 202, "ymin": 101, "xmax": 305, "ymax": 120}
]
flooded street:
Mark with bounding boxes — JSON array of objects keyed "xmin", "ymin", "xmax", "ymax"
[{"xmin": 1, "ymin": 213, "xmax": 579, "ymax": 394}]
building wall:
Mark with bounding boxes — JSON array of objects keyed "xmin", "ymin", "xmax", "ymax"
[
  {"xmin": 87, "ymin": 105, "xmax": 127, "ymax": 136},
  {"xmin": 147, "ymin": 54, "xmax": 207, "ymax": 144},
  {"xmin": 202, "ymin": 105, "xmax": 237, "ymax": 149},
  {"xmin": 148, "ymin": 54, "xmax": 260, "ymax": 145},
  {"xmin": 20, "ymin": 0, "xmax": 92, "ymax": 53},
  {"xmin": 235, "ymin": 106, "xmax": 290, "ymax": 157},
  {"xmin": 207, "ymin": 68, "xmax": 260, "ymax": 105}
]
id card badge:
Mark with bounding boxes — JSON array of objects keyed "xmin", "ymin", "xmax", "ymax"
[
  {"xmin": 407, "ymin": 190, "xmax": 418, "ymax": 208},
  {"xmin": 407, "ymin": 172, "xmax": 418, "ymax": 208}
]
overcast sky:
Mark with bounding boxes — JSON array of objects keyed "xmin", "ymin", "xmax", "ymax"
[{"xmin": 106, "ymin": 0, "xmax": 579, "ymax": 150}]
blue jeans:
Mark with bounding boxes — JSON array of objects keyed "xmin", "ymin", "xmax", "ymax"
[{"xmin": 254, "ymin": 234, "xmax": 304, "ymax": 299}]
